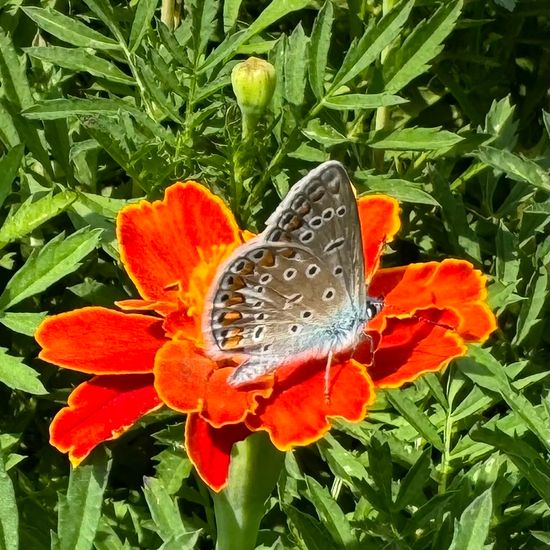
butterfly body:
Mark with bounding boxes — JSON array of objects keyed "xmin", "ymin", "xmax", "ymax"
[{"xmin": 203, "ymin": 161, "xmax": 383, "ymax": 387}]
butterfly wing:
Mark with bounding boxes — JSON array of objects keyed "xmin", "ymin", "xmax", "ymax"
[{"xmin": 204, "ymin": 161, "xmax": 367, "ymax": 385}]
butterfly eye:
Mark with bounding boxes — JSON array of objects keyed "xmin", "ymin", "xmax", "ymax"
[
  {"xmin": 324, "ymin": 237, "xmax": 345, "ymax": 253},
  {"xmin": 333, "ymin": 265, "xmax": 343, "ymax": 276},
  {"xmin": 253, "ymin": 326, "xmax": 265, "ymax": 341},
  {"xmin": 301, "ymin": 311, "xmax": 312, "ymax": 319},
  {"xmin": 309, "ymin": 185, "xmax": 324, "ymax": 202},
  {"xmin": 309, "ymin": 216, "xmax": 322, "ymax": 228},
  {"xmin": 322, "ymin": 288, "xmax": 335, "ymax": 301},
  {"xmin": 300, "ymin": 231, "xmax": 314, "ymax": 243},
  {"xmin": 259, "ymin": 273, "xmax": 272, "ymax": 284},
  {"xmin": 336, "ymin": 205, "xmax": 347, "ymax": 217},
  {"xmin": 322, "ymin": 208, "xmax": 334, "ymax": 220},
  {"xmin": 283, "ymin": 268, "xmax": 297, "ymax": 280},
  {"xmin": 289, "ymin": 324, "xmax": 301, "ymax": 334},
  {"xmin": 306, "ymin": 264, "xmax": 320, "ymax": 278},
  {"xmin": 252, "ymin": 249, "xmax": 265, "ymax": 260}
]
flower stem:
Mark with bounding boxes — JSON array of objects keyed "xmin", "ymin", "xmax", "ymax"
[{"xmin": 212, "ymin": 432, "xmax": 284, "ymax": 550}]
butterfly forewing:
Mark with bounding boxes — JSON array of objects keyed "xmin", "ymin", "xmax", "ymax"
[{"xmin": 204, "ymin": 161, "xmax": 369, "ymax": 385}]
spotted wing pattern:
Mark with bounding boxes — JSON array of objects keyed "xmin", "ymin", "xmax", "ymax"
[{"xmin": 204, "ymin": 161, "xmax": 367, "ymax": 385}]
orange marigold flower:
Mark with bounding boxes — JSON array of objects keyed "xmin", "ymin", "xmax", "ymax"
[{"xmin": 35, "ymin": 178, "xmax": 496, "ymax": 492}]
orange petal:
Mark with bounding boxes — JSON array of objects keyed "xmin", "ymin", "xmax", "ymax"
[
  {"xmin": 50, "ymin": 374, "xmax": 162, "ymax": 466},
  {"xmin": 185, "ymin": 413, "xmax": 251, "ymax": 492},
  {"xmin": 201, "ymin": 367, "xmax": 272, "ymax": 427},
  {"xmin": 246, "ymin": 359, "xmax": 374, "ymax": 451},
  {"xmin": 357, "ymin": 194, "xmax": 401, "ymax": 281},
  {"xmin": 36, "ymin": 307, "xmax": 167, "ymax": 374},
  {"xmin": 369, "ymin": 259, "xmax": 497, "ymax": 342},
  {"xmin": 117, "ymin": 181, "xmax": 240, "ymax": 302},
  {"xmin": 154, "ymin": 340, "xmax": 214, "ymax": 413},
  {"xmin": 116, "ymin": 299, "xmax": 178, "ymax": 317},
  {"xmin": 370, "ymin": 310, "xmax": 467, "ymax": 388}
]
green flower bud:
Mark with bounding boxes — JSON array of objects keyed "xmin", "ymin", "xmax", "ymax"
[{"xmin": 231, "ymin": 57, "xmax": 276, "ymax": 138}]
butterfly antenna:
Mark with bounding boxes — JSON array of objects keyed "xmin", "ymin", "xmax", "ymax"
[{"xmin": 324, "ymin": 350, "xmax": 333, "ymax": 404}]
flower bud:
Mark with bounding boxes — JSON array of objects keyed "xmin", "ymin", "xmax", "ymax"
[{"xmin": 231, "ymin": 57, "xmax": 276, "ymax": 138}]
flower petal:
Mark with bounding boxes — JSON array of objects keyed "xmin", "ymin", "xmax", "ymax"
[
  {"xmin": 369, "ymin": 259, "xmax": 497, "ymax": 342},
  {"xmin": 370, "ymin": 310, "xmax": 467, "ymax": 388},
  {"xmin": 50, "ymin": 374, "xmax": 162, "ymax": 466},
  {"xmin": 246, "ymin": 359, "xmax": 374, "ymax": 450},
  {"xmin": 36, "ymin": 307, "xmax": 167, "ymax": 374},
  {"xmin": 357, "ymin": 194, "xmax": 401, "ymax": 281},
  {"xmin": 185, "ymin": 413, "xmax": 250, "ymax": 492},
  {"xmin": 117, "ymin": 182, "xmax": 240, "ymax": 302},
  {"xmin": 154, "ymin": 340, "xmax": 214, "ymax": 413}
]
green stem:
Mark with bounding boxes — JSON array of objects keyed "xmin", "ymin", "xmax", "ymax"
[{"xmin": 212, "ymin": 432, "xmax": 285, "ymax": 550}]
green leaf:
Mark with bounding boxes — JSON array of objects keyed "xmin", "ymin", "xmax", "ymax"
[
  {"xmin": 83, "ymin": 0, "xmax": 125, "ymax": 43},
  {"xmin": 0, "ymin": 454, "xmax": 18, "ymax": 550},
  {"xmin": 200, "ymin": 0, "xmax": 310, "ymax": 72},
  {"xmin": 303, "ymin": 119, "xmax": 347, "ymax": 146},
  {"xmin": 0, "ymin": 144, "xmax": 24, "ymax": 209},
  {"xmin": 476, "ymin": 145, "xmax": 550, "ymax": 191},
  {"xmin": 332, "ymin": 0, "xmax": 413, "ymax": 89},
  {"xmin": 0, "ymin": 348, "xmax": 47, "ymax": 394},
  {"xmin": 57, "ymin": 447, "xmax": 112, "ymax": 550},
  {"xmin": 394, "ymin": 449, "xmax": 431, "ymax": 511},
  {"xmin": 223, "ymin": 0, "xmax": 243, "ymax": 31},
  {"xmin": 356, "ymin": 174, "xmax": 439, "ymax": 206},
  {"xmin": 24, "ymin": 47, "xmax": 134, "ymax": 85},
  {"xmin": 448, "ymin": 489, "xmax": 493, "ymax": 550},
  {"xmin": 128, "ymin": 0, "xmax": 158, "ymax": 52},
  {"xmin": 308, "ymin": 1, "xmax": 333, "ymax": 100},
  {"xmin": 285, "ymin": 506, "xmax": 331, "ymax": 550},
  {"xmin": 460, "ymin": 347, "xmax": 550, "ymax": 450},
  {"xmin": 0, "ymin": 312, "xmax": 47, "ymax": 336},
  {"xmin": 368, "ymin": 127, "xmax": 464, "ymax": 150},
  {"xmin": 0, "ymin": 29, "xmax": 34, "ymax": 109},
  {"xmin": 143, "ymin": 477, "xmax": 198, "ymax": 543},
  {"xmin": 385, "ymin": 391, "xmax": 444, "ymax": 451},
  {"xmin": 0, "ymin": 190, "xmax": 76, "ymax": 250},
  {"xmin": 284, "ymin": 24, "xmax": 308, "ymax": 106},
  {"xmin": 21, "ymin": 7, "xmax": 120, "ymax": 50},
  {"xmin": 0, "ymin": 227, "xmax": 102, "ymax": 311},
  {"xmin": 324, "ymin": 93, "xmax": 407, "ymax": 110},
  {"xmin": 383, "ymin": 1, "xmax": 462, "ymax": 94},
  {"xmin": 305, "ymin": 477, "xmax": 355, "ymax": 548}
]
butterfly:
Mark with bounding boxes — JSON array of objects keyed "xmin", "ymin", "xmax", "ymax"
[{"xmin": 203, "ymin": 161, "xmax": 384, "ymax": 395}]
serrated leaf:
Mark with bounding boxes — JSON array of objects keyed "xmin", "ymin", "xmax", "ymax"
[
  {"xmin": 0, "ymin": 312, "xmax": 47, "ymax": 336},
  {"xmin": 143, "ymin": 477, "xmax": 196, "ymax": 542},
  {"xmin": 0, "ymin": 191, "xmax": 76, "ymax": 250},
  {"xmin": 128, "ymin": 0, "xmax": 158, "ymax": 52},
  {"xmin": 460, "ymin": 347, "xmax": 550, "ymax": 450},
  {"xmin": 25, "ymin": 47, "xmax": 134, "ymax": 85},
  {"xmin": 0, "ymin": 144, "xmax": 24, "ymax": 209},
  {"xmin": 368, "ymin": 127, "xmax": 464, "ymax": 150},
  {"xmin": 0, "ymin": 29, "xmax": 33, "ymax": 109},
  {"xmin": 357, "ymin": 175, "xmax": 439, "ymax": 205},
  {"xmin": 0, "ymin": 348, "xmax": 47, "ymax": 394},
  {"xmin": 200, "ymin": 0, "xmax": 309, "ymax": 72},
  {"xmin": 0, "ymin": 454, "xmax": 18, "ymax": 550},
  {"xmin": 386, "ymin": 391, "xmax": 444, "ymax": 450},
  {"xmin": 476, "ymin": 145, "xmax": 550, "ymax": 191},
  {"xmin": 324, "ymin": 93, "xmax": 407, "ymax": 110},
  {"xmin": 21, "ymin": 7, "xmax": 120, "ymax": 50},
  {"xmin": 284, "ymin": 24, "xmax": 308, "ymax": 106},
  {"xmin": 332, "ymin": 0, "xmax": 413, "ymax": 89},
  {"xmin": 57, "ymin": 447, "xmax": 111, "ymax": 550},
  {"xmin": 495, "ymin": 221, "xmax": 520, "ymax": 286},
  {"xmin": 384, "ymin": 1, "xmax": 462, "ymax": 94},
  {"xmin": 223, "ymin": 0, "xmax": 243, "ymax": 31},
  {"xmin": 305, "ymin": 477, "xmax": 355, "ymax": 548},
  {"xmin": 308, "ymin": 1, "xmax": 333, "ymax": 99},
  {"xmin": 0, "ymin": 227, "xmax": 102, "ymax": 311},
  {"xmin": 448, "ymin": 489, "xmax": 492, "ymax": 550}
]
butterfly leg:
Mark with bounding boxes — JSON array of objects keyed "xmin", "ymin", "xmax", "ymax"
[{"xmin": 324, "ymin": 350, "xmax": 334, "ymax": 403}]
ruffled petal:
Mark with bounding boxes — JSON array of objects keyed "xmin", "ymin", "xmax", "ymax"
[
  {"xmin": 154, "ymin": 340, "xmax": 214, "ymax": 413},
  {"xmin": 50, "ymin": 374, "xmax": 162, "ymax": 466},
  {"xmin": 246, "ymin": 359, "xmax": 374, "ymax": 450},
  {"xmin": 369, "ymin": 259, "xmax": 497, "ymax": 342},
  {"xmin": 370, "ymin": 310, "xmax": 467, "ymax": 388},
  {"xmin": 357, "ymin": 194, "xmax": 401, "ymax": 281},
  {"xmin": 185, "ymin": 414, "xmax": 251, "ymax": 492},
  {"xmin": 36, "ymin": 307, "xmax": 167, "ymax": 374},
  {"xmin": 117, "ymin": 182, "xmax": 240, "ymax": 302}
]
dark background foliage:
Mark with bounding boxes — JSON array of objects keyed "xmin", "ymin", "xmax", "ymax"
[{"xmin": 0, "ymin": 0, "xmax": 548, "ymax": 548}]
